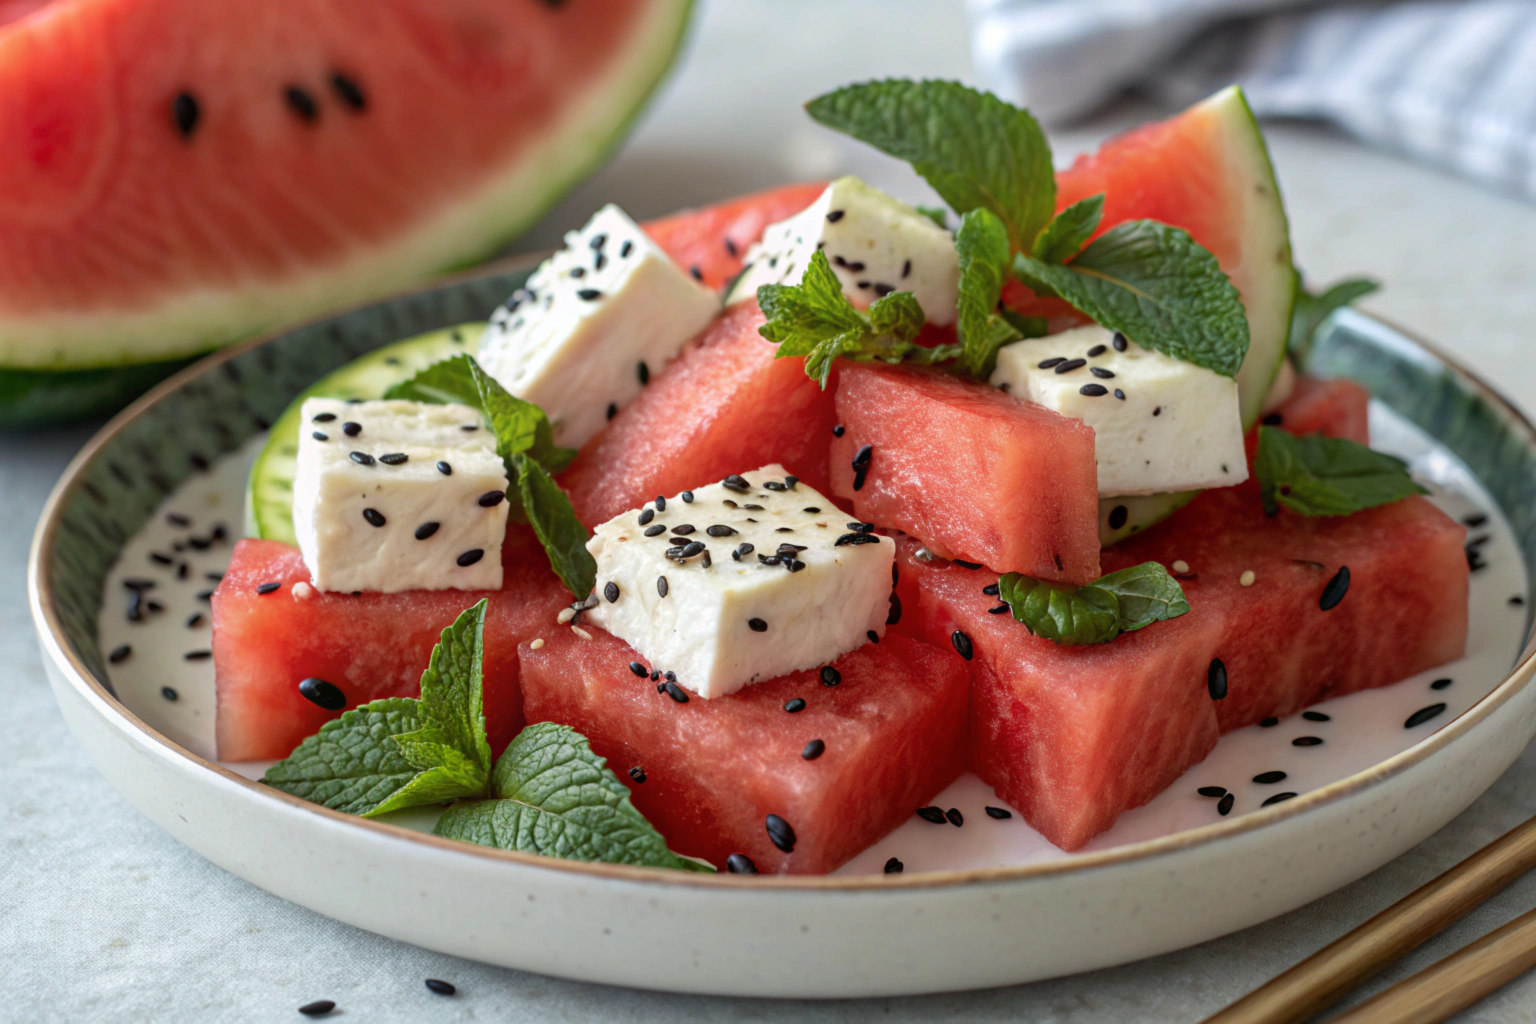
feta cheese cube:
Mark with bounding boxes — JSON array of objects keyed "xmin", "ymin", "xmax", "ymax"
[
  {"xmin": 478, "ymin": 204, "xmax": 719, "ymax": 450},
  {"xmin": 583, "ymin": 465, "xmax": 894, "ymax": 699},
  {"xmin": 990, "ymin": 325, "xmax": 1249, "ymax": 497},
  {"xmin": 292, "ymin": 398, "xmax": 510, "ymax": 593},
  {"xmin": 726, "ymin": 176, "xmax": 960, "ymax": 326}
]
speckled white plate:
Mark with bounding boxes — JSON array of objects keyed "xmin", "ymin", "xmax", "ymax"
[{"xmin": 28, "ymin": 262, "xmax": 1536, "ymax": 996}]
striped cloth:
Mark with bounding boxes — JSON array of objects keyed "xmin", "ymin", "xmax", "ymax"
[{"xmin": 968, "ymin": 0, "xmax": 1536, "ymax": 201}]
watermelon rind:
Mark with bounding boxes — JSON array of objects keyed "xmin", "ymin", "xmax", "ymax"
[
  {"xmin": 0, "ymin": 0, "xmax": 694, "ymax": 425},
  {"xmin": 1098, "ymin": 86, "xmax": 1295, "ymax": 546},
  {"xmin": 245, "ymin": 324, "xmax": 484, "ymax": 545}
]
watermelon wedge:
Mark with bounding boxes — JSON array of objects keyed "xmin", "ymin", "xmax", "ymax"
[
  {"xmin": 518, "ymin": 625, "xmax": 970, "ymax": 874},
  {"xmin": 0, "ymin": 0, "xmax": 694, "ymax": 426}
]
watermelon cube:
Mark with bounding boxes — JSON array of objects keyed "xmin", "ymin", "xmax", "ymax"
[
  {"xmin": 559, "ymin": 301, "xmax": 842, "ymax": 528},
  {"xmin": 830, "ymin": 362, "xmax": 1101, "ymax": 583},
  {"xmin": 1267, "ymin": 375, "xmax": 1370, "ymax": 441},
  {"xmin": 212, "ymin": 527, "xmax": 567, "ymax": 761},
  {"xmin": 518, "ymin": 626, "xmax": 970, "ymax": 874}
]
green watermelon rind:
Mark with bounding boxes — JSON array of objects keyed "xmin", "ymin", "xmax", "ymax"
[
  {"xmin": 0, "ymin": 0, "xmax": 695, "ymax": 423},
  {"xmin": 245, "ymin": 325, "xmax": 484, "ymax": 545},
  {"xmin": 1098, "ymin": 86, "xmax": 1296, "ymax": 547}
]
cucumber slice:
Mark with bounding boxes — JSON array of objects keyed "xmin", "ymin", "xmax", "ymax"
[{"xmin": 245, "ymin": 324, "xmax": 483, "ymax": 545}]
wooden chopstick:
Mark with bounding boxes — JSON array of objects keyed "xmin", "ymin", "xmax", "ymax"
[{"xmin": 1202, "ymin": 814, "xmax": 1536, "ymax": 1024}]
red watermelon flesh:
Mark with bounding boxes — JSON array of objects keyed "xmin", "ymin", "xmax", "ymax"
[
  {"xmin": 518, "ymin": 625, "xmax": 969, "ymax": 874},
  {"xmin": 642, "ymin": 182, "xmax": 828, "ymax": 290},
  {"xmin": 559, "ymin": 300, "xmax": 842, "ymax": 528},
  {"xmin": 1267, "ymin": 375, "xmax": 1370, "ymax": 441},
  {"xmin": 830, "ymin": 362, "xmax": 1101, "ymax": 584},
  {"xmin": 212, "ymin": 527, "xmax": 567, "ymax": 761}
]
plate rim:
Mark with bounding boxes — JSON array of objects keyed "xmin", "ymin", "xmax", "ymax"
[{"xmin": 28, "ymin": 261, "xmax": 1536, "ymax": 891}]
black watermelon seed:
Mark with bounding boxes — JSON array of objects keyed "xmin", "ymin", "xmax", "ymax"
[
  {"xmin": 748, "ymin": 618, "xmax": 768, "ymax": 632},
  {"xmin": 726, "ymin": 853, "xmax": 759, "ymax": 874},
  {"xmin": 657, "ymin": 575, "xmax": 669, "ymax": 597},
  {"xmin": 108, "ymin": 644, "xmax": 132, "ymax": 664},
  {"xmin": 256, "ymin": 581, "xmax": 281, "ymax": 595},
  {"xmin": 330, "ymin": 73, "xmax": 367, "ymax": 110},
  {"xmin": 478, "ymin": 490, "xmax": 506, "ymax": 508},
  {"xmin": 915, "ymin": 806, "xmax": 946, "ymax": 824},
  {"xmin": 379, "ymin": 453, "xmax": 408, "ymax": 466},
  {"xmin": 298, "ymin": 678, "xmax": 346, "ymax": 710},
  {"xmin": 1080, "ymin": 383, "xmax": 1110, "ymax": 397},
  {"xmin": 1431, "ymin": 678, "xmax": 1453, "ymax": 690},
  {"xmin": 1302, "ymin": 710, "xmax": 1331, "ymax": 722},
  {"xmin": 603, "ymin": 581, "xmax": 620, "ymax": 603},
  {"xmin": 887, "ymin": 593, "xmax": 903, "ymax": 625},
  {"xmin": 951, "ymin": 630, "xmax": 974, "ymax": 660},
  {"xmin": 628, "ymin": 661, "xmax": 647, "ymax": 677},
  {"xmin": 628, "ymin": 766, "xmax": 646, "ymax": 784},
  {"xmin": 820, "ymin": 666, "xmax": 841, "ymax": 686},
  {"xmin": 415, "ymin": 522, "xmax": 440, "ymax": 540},
  {"xmin": 884, "ymin": 857, "xmax": 904, "ymax": 874},
  {"xmin": 161, "ymin": 686, "xmax": 178, "ymax": 702},
  {"xmin": 663, "ymin": 680, "xmax": 689, "ymax": 703},
  {"xmin": 183, "ymin": 650, "xmax": 212, "ymax": 661},
  {"xmin": 1197, "ymin": 786, "xmax": 1227, "ymax": 798},
  {"xmin": 1293, "ymin": 736, "xmax": 1324, "ymax": 747},
  {"xmin": 1217, "ymin": 793, "xmax": 1234, "ymax": 816},
  {"xmin": 765, "ymin": 814, "xmax": 796, "ymax": 852},
  {"xmin": 1253, "ymin": 770, "xmax": 1287, "ymax": 784},
  {"xmin": 985, "ymin": 806, "xmax": 1013, "ymax": 819},
  {"xmin": 436, "ymin": 461, "xmax": 452, "ymax": 475},
  {"xmin": 423, "ymin": 979, "xmax": 454, "ymax": 996},
  {"xmin": 1320, "ymin": 566, "xmax": 1351, "ymax": 610},
  {"xmin": 1207, "ymin": 658, "xmax": 1228, "ymax": 700},
  {"xmin": 362, "ymin": 508, "xmax": 386, "ymax": 528},
  {"xmin": 298, "ymin": 1001, "xmax": 336, "ymax": 1017},
  {"xmin": 784, "ymin": 698, "xmax": 806, "ymax": 713},
  {"xmin": 1262, "ymin": 792, "xmax": 1298, "ymax": 807},
  {"xmin": 801, "ymin": 739, "xmax": 825, "ymax": 760},
  {"xmin": 1108, "ymin": 505, "xmax": 1128, "ymax": 530},
  {"xmin": 1260, "ymin": 717, "xmax": 1279, "ymax": 728},
  {"xmin": 1406, "ymin": 704, "xmax": 1446, "ymax": 728},
  {"xmin": 945, "ymin": 808, "xmax": 963, "ymax": 827},
  {"xmin": 172, "ymin": 92, "xmax": 200, "ymax": 137},
  {"xmin": 637, "ymin": 361, "xmax": 650, "ymax": 385},
  {"xmin": 284, "ymin": 85, "xmax": 319, "ymax": 122},
  {"xmin": 832, "ymin": 424, "xmax": 845, "ymax": 437},
  {"xmin": 457, "ymin": 549, "xmax": 484, "ymax": 567},
  {"xmin": 349, "ymin": 451, "xmax": 374, "ymax": 466}
]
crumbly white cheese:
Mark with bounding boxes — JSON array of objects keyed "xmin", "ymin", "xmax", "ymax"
[
  {"xmin": 478, "ymin": 204, "xmax": 719, "ymax": 449},
  {"xmin": 583, "ymin": 464, "xmax": 894, "ymax": 699},
  {"xmin": 292, "ymin": 398, "xmax": 509, "ymax": 593},
  {"xmin": 726, "ymin": 176, "xmax": 960, "ymax": 326},
  {"xmin": 990, "ymin": 324, "xmax": 1249, "ymax": 497}
]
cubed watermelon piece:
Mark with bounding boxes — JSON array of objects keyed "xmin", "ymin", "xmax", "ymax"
[
  {"xmin": 830, "ymin": 362, "xmax": 1100, "ymax": 583},
  {"xmin": 642, "ymin": 182, "xmax": 829, "ymax": 290},
  {"xmin": 559, "ymin": 301, "xmax": 841, "ymax": 528},
  {"xmin": 212, "ymin": 527, "xmax": 567, "ymax": 761},
  {"xmin": 518, "ymin": 625, "xmax": 969, "ymax": 874}
]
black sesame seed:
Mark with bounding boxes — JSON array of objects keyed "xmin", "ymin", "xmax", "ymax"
[
  {"xmin": 161, "ymin": 686, "xmax": 179, "ymax": 702},
  {"xmin": 349, "ymin": 451, "xmax": 375, "ymax": 466},
  {"xmin": 1405, "ymin": 704, "xmax": 1446, "ymax": 728},
  {"xmin": 1108, "ymin": 505, "xmax": 1129, "ymax": 530},
  {"xmin": 311, "ymin": 431, "xmax": 330, "ymax": 442},
  {"xmin": 985, "ymin": 806, "xmax": 1013, "ymax": 821},
  {"xmin": 437, "ymin": 461, "xmax": 452, "ymax": 475},
  {"xmin": 681, "ymin": 490, "xmax": 695, "ymax": 503},
  {"xmin": 820, "ymin": 666, "xmax": 841, "ymax": 687},
  {"xmin": 628, "ymin": 661, "xmax": 648, "ymax": 678},
  {"xmin": 664, "ymin": 670, "xmax": 676, "ymax": 681},
  {"xmin": 577, "ymin": 288, "xmax": 602, "ymax": 301},
  {"xmin": 832, "ymin": 424, "xmax": 845, "ymax": 437},
  {"xmin": 172, "ymin": 91, "xmax": 200, "ymax": 138},
  {"xmin": 1112, "ymin": 332, "xmax": 1128, "ymax": 352},
  {"xmin": 638, "ymin": 508, "xmax": 655, "ymax": 526},
  {"xmin": 1320, "ymin": 566, "xmax": 1351, "ymax": 610},
  {"xmin": 298, "ymin": 1001, "xmax": 336, "ymax": 1017},
  {"xmin": 1253, "ymin": 770, "xmax": 1287, "ymax": 784},
  {"xmin": 1302, "ymin": 710, "xmax": 1331, "ymax": 722},
  {"xmin": 457, "ymin": 549, "xmax": 485, "ymax": 567},
  {"xmin": 670, "ymin": 524, "xmax": 696, "ymax": 535},
  {"xmin": 1037, "ymin": 357, "xmax": 1066, "ymax": 369},
  {"xmin": 606, "ymin": 402, "xmax": 618, "ymax": 421},
  {"xmin": 379, "ymin": 452, "xmax": 409, "ymax": 466},
  {"xmin": 636, "ymin": 361, "xmax": 651, "ymax": 385},
  {"xmin": 915, "ymin": 807, "xmax": 947, "ymax": 824},
  {"xmin": 1054, "ymin": 358, "xmax": 1087, "ymax": 374},
  {"xmin": 1217, "ymin": 793, "xmax": 1235, "ymax": 816},
  {"xmin": 724, "ymin": 237, "xmax": 739, "ymax": 258},
  {"xmin": 1086, "ymin": 345, "xmax": 1107, "ymax": 358},
  {"xmin": 801, "ymin": 739, "xmax": 825, "ymax": 761},
  {"xmin": 1207, "ymin": 659, "xmax": 1227, "ymax": 700},
  {"xmin": 1510, "ymin": 596, "xmax": 1524, "ymax": 607},
  {"xmin": 981, "ymin": 583, "xmax": 1000, "ymax": 596},
  {"xmin": 196, "ymin": 589, "xmax": 215, "ymax": 602},
  {"xmin": 645, "ymin": 524, "xmax": 666, "ymax": 537},
  {"xmin": 953, "ymin": 560, "xmax": 983, "ymax": 570},
  {"xmin": 826, "ymin": 209, "xmax": 845, "ymax": 222},
  {"xmin": 284, "ymin": 85, "xmax": 319, "ymax": 122},
  {"xmin": 951, "ymin": 630, "xmax": 973, "ymax": 660},
  {"xmin": 680, "ymin": 541, "xmax": 705, "ymax": 558},
  {"xmin": 1197, "ymin": 786, "xmax": 1227, "ymax": 798},
  {"xmin": 706, "ymin": 525, "xmax": 738, "ymax": 537},
  {"xmin": 1293, "ymin": 736, "xmax": 1324, "ymax": 747},
  {"xmin": 108, "ymin": 644, "xmax": 132, "ymax": 664},
  {"xmin": 651, "ymin": 670, "xmax": 660, "ymax": 681},
  {"xmin": 748, "ymin": 617, "xmax": 768, "ymax": 632},
  {"xmin": 945, "ymin": 808, "xmax": 963, "ymax": 827},
  {"xmin": 884, "ymin": 857, "xmax": 904, "ymax": 874},
  {"xmin": 1262, "ymin": 413, "xmax": 1284, "ymax": 426},
  {"xmin": 460, "ymin": 423, "xmax": 479, "ymax": 432},
  {"xmin": 887, "ymin": 594, "xmax": 903, "ymax": 625},
  {"xmin": 654, "ymin": 495, "xmax": 667, "ymax": 511},
  {"xmin": 150, "ymin": 552, "xmax": 174, "ymax": 566},
  {"xmin": 1431, "ymin": 677, "xmax": 1453, "ymax": 690},
  {"xmin": 726, "ymin": 853, "xmax": 759, "ymax": 874},
  {"xmin": 784, "ymin": 698, "xmax": 806, "ymax": 713},
  {"xmin": 1089, "ymin": 367, "xmax": 1116, "ymax": 379},
  {"xmin": 765, "ymin": 814, "xmax": 796, "ymax": 853},
  {"xmin": 835, "ymin": 533, "xmax": 881, "ymax": 547},
  {"xmin": 330, "ymin": 72, "xmax": 367, "ymax": 111},
  {"xmin": 722, "ymin": 474, "xmax": 750, "ymax": 493},
  {"xmin": 1153, "ymin": 407, "xmax": 1162, "ymax": 417},
  {"xmin": 868, "ymin": 630, "xmax": 879, "ymax": 643},
  {"xmin": 478, "ymin": 490, "xmax": 506, "ymax": 508},
  {"xmin": 298, "ymin": 678, "xmax": 347, "ymax": 711},
  {"xmin": 988, "ymin": 604, "xmax": 1010, "ymax": 614},
  {"xmin": 256, "ymin": 581, "xmax": 281, "ymax": 595},
  {"xmin": 423, "ymin": 979, "xmax": 455, "ymax": 997},
  {"xmin": 604, "ymin": 581, "xmax": 620, "ymax": 603},
  {"xmin": 690, "ymin": 265, "xmax": 704, "ymax": 281},
  {"xmin": 663, "ymin": 680, "xmax": 689, "ymax": 703},
  {"xmin": 362, "ymin": 508, "xmax": 386, "ymax": 528},
  {"xmin": 851, "ymin": 443, "xmax": 873, "ymax": 469},
  {"xmin": 342, "ymin": 421, "xmax": 362, "ymax": 437},
  {"xmin": 1114, "ymin": 389, "xmax": 1126, "ymax": 400},
  {"xmin": 415, "ymin": 522, "xmax": 440, "ymax": 541},
  {"xmin": 1079, "ymin": 383, "xmax": 1110, "ymax": 397},
  {"xmin": 1262, "ymin": 792, "xmax": 1298, "ymax": 807},
  {"xmin": 569, "ymin": 266, "xmax": 586, "ymax": 279},
  {"xmin": 166, "ymin": 512, "xmax": 192, "ymax": 528},
  {"xmin": 1260, "ymin": 717, "xmax": 1279, "ymax": 728}
]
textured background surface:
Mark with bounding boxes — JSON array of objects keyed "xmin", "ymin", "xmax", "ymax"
[{"xmin": 7, "ymin": 2, "xmax": 1536, "ymax": 1020}]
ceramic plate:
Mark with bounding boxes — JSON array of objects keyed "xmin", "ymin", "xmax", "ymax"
[{"xmin": 29, "ymin": 260, "xmax": 1536, "ymax": 997}]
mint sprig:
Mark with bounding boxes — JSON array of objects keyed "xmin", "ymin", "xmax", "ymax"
[
  {"xmin": 758, "ymin": 249, "xmax": 947, "ymax": 388},
  {"xmin": 1032, "ymin": 194, "xmax": 1104, "ymax": 264},
  {"xmin": 954, "ymin": 208, "xmax": 1023, "ymax": 379},
  {"xmin": 1287, "ymin": 271, "xmax": 1379, "ymax": 364},
  {"xmin": 386, "ymin": 354, "xmax": 596, "ymax": 599},
  {"xmin": 998, "ymin": 562, "xmax": 1191, "ymax": 645},
  {"xmin": 261, "ymin": 698, "xmax": 425, "ymax": 815},
  {"xmin": 1255, "ymin": 427, "xmax": 1426, "ymax": 517},
  {"xmin": 434, "ymin": 723, "xmax": 712, "ymax": 871}
]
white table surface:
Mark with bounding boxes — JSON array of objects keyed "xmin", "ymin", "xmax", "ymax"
[{"xmin": 7, "ymin": 2, "xmax": 1536, "ymax": 1020}]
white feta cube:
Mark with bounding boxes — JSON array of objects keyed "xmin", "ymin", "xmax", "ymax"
[
  {"xmin": 583, "ymin": 465, "xmax": 894, "ymax": 699},
  {"xmin": 292, "ymin": 398, "xmax": 510, "ymax": 593},
  {"xmin": 726, "ymin": 176, "xmax": 960, "ymax": 326},
  {"xmin": 478, "ymin": 204, "xmax": 719, "ymax": 450},
  {"xmin": 990, "ymin": 325, "xmax": 1249, "ymax": 497}
]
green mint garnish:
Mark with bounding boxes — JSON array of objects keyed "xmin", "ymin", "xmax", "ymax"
[
  {"xmin": 805, "ymin": 79, "xmax": 1056, "ymax": 253},
  {"xmin": 954, "ymin": 208, "xmax": 1022, "ymax": 379},
  {"xmin": 997, "ymin": 562, "xmax": 1190, "ymax": 645},
  {"xmin": 1287, "ymin": 271, "xmax": 1379, "ymax": 364},
  {"xmin": 261, "ymin": 698, "xmax": 425, "ymax": 815},
  {"xmin": 757, "ymin": 249, "xmax": 945, "ymax": 388},
  {"xmin": 915, "ymin": 204, "xmax": 950, "ymax": 230},
  {"xmin": 386, "ymin": 354, "xmax": 596, "ymax": 598},
  {"xmin": 1255, "ymin": 426, "xmax": 1426, "ymax": 517},
  {"xmin": 1031, "ymin": 194, "xmax": 1104, "ymax": 264},
  {"xmin": 433, "ymin": 722, "xmax": 713, "ymax": 872},
  {"xmin": 1013, "ymin": 220, "xmax": 1251, "ymax": 378}
]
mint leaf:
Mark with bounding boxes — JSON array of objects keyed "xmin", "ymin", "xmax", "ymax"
[
  {"xmin": 998, "ymin": 308, "xmax": 1049, "ymax": 339},
  {"xmin": 515, "ymin": 453, "xmax": 597, "ymax": 600},
  {"xmin": 805, "ymin": 79, "xmax": 1055, "ymax": 252},
  {"xmin": 262, "ymin": 698, "xmax": 424, "ymax": 816},
  {"xmin": 916, "ymin": 204, "xmax": 949, "ymax": 230},
  {"xmin": 998, "ymin": 561, "xmax": 1189, "ymax": 645},
  {"xmin": 433, "ymin": 722, "xmax": 712, "ymax": 871},
  {"xmin": 954, "ymin": 208, "xmax": 1022, "ymax": 379},
  {"xmin": 1032, "ymin": 194, "xmax": 1104, "ymax": 264},
  {"xmin": 1013, "ymin": 220, "xmax": 1250, "ymax": 378},
  {"xmin": 371, "ymin": 600, "xmax": 495, "ymax": 814},
  {"xmin": 1288, "ymin": 271, "xmax": 1379, "ymax": 363},
  {"xmin": 1255, "ymin": 427, "xmax": 1426, "ymax": 517}
]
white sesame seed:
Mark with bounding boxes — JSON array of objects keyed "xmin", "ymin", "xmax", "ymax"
[
  {"xmin": 1172, "ymin": 560, "xmax": 1190, "ymax": 574},
  {"xmin": 530, "ymin": 637, "xmax": 545, "ymax": 650},
  {"xmin": 571, "ymin": 625, "xmax": 593, "ymax": 640},
  {"xmin": 1240, "ymin": 570, "xmax": 1256, "ymax": 587},
  {"xmin": 292, "ymin": 581, "xmax": 314, "ymax": 601},
  {"xmin": 557, "ymin": 607, "xmax": 576, "ymax": 624}
]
